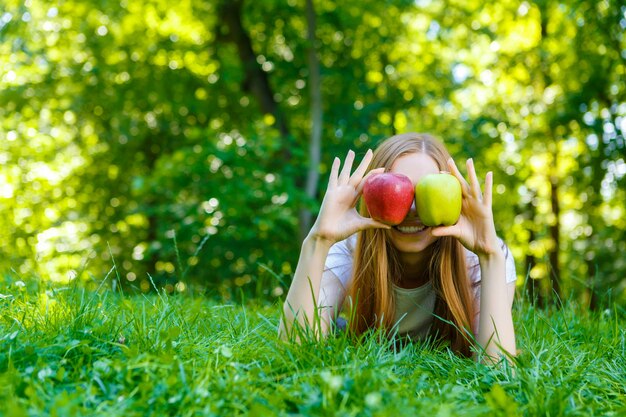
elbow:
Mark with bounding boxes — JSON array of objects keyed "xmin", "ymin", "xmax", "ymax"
[
  {"xmin": 278, "ymin": 303, "xmax": 331, "ymax": 343},
  {"xmin": 277, "ymin": 318, "xmax": 289, "ymax": 341},
  {"xmin": 278, "ymin": 301, "xmax": 296, "ymax": 341},
  {"xmin": 473, "ymin": 341, "xmax": 517, "ymax": 365}
]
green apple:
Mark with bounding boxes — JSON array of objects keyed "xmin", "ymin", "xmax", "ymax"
[{"xmin": 415, "ymin": 173, "xmax": 462, "ymax": 226}]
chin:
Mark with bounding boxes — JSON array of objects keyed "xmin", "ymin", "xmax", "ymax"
[{"xmin": 386, "ymin": 227, "xmax": 439, "ymax": 253}]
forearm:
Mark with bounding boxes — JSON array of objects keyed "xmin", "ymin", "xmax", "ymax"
[
  {"xmin": 475, "ymin": 251, "xmax": 516, "ymax": 362},
  {"xmin": 279, "ymin": 235, "xmax": 334, "ymax": 338}
]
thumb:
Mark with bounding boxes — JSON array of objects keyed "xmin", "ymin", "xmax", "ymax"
[
  {"xmin": 360, "ymin": 217, "xmax": 392, "ymax": 231},
  {"xmin": 430, "ymin": 225, "xmax": 459, "ymax": 238}
]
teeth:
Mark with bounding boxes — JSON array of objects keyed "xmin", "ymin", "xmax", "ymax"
[{"xmin": 396, "ymin": 225, "xmax": 426, "ymax": 234}]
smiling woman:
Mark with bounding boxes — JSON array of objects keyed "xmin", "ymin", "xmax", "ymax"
[{"xmin": 280, "ymin": 133, "xmax": 517, "ymax": 363}]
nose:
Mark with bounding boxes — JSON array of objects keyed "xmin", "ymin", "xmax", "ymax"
[
  {"xmin": 405, "ymin": 200, "xmax": 418, "ymax": 218},
  {"xmin": 400, "ymin": 199, "xmax": 421, "ymax": 224}
]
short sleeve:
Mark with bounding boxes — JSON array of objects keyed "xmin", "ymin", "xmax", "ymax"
[
  {"xmin": 318, "ymin": 271, "xmax": 347, "ymax": 311},
  {"xmin": 465, "ymin": 238, "xmax": 517, "ymax": 286},
  {"xmin": 469, "ymin": 238, "xmax": 517, "ymax": 337},
  {"xmin": 319, "ymin": 235, "xmax": 357, "ymax": 314},
  {"xmin": 323, "ymin": 234, "xmax": 357, "ymax": 290},
  {"xmin": 503, "ymin": 243, "xmax": 517, "ymax": 284}
]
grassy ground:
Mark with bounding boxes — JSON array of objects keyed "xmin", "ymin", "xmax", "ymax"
[{"xmin": 0, "ymin": 278, "xmax": 624, "ymax": 417}]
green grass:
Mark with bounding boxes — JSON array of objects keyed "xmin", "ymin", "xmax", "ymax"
[{"xmin": 0, "ymin": 278, "xmax": 625, "ymax": 417}]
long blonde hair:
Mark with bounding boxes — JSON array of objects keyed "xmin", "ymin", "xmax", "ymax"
[{"xmin": 347, "ymin": 133, "xmax": 475, "ymax": 357}]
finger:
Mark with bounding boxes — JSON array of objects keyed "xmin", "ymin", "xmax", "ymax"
[
  {"xmin": 348, "ymin": 149, "xmax": 373, "ymax": 187},
  {"xmin": 484, "ymin": 171, "xmax": 493, "ymax": 207},
  {"xmin": 466, "ymin": 158, "xmax": 482, "ymax": 198},
  {"xmin": 447, "ymin": 158, "xmax": 471, "ymax": 196},
  {"xmin": 328, "ymin": 157, "xmax": 341, "ymax": 189},
  {"xmin": 355, "ymin": 167, "xmax": 385, "ymax": 195},
  {"xmin": 430, "ymin": 224, "xmax": 460, "ymax": 238},
  {"xmin": 358, "ymin": 217, "xmax": 391, "ymax": 231},
  {"xmin": 338, "ymin": 150, "xmax": 355, "ymax": 185}
]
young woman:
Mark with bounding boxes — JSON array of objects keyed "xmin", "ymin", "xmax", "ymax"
[{"xmin": 280, "ymin": 133, "xmax": 516, "ymax": 362}]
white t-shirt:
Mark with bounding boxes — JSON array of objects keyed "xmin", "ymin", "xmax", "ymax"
[{"xmin": 320, "ymin": 234, "xmax": 517, "ymax": 338}]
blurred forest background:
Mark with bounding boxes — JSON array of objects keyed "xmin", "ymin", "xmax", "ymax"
[{"xmin": 1, "ymin": 0, "xmax": 625, "ymax": 307}]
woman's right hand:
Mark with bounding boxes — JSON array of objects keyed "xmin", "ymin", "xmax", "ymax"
[{"xmin": 309, "ymin": 149, "xmax": 391, "ymax": 244}]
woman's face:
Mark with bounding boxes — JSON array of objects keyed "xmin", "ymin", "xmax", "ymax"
[{"xmin": 386, "ymin": 152, "xmax": 441, "ymax": 253}]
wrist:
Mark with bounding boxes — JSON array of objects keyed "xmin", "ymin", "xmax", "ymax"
[
  {"xmin": 477, "ymin": 247, "xmax": 506, "ymax": 286},
  {"xmin": 477, "ymin": 236, "xmax": 504, "ymax": 262},
  {"xmin": 304, "ymin": 230, "xmax": 336, "ymax": 249},
  {"xmin": 478, "ymin": 247, "xmax": 505, "ymax": 265}
]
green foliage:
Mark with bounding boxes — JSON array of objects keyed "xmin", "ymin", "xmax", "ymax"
[
  {"xmin": 1, "ymin": 280, "xmax": 625, "ymax": 416},
  {"xmin": 0, "ymin": 0, "xmax": 625, "ymax": 303}
]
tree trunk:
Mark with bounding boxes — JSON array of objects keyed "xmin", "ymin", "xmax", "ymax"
[
  {"xmin": 586, "ymin": 259, "xmax": 600, "ymax": 310},
  {"xmin": 216, "ymin": 0, "xmax": 291, "ymax": 143},
  {"xmin": 549, "ymin": 174, "xmax": 562, "ymax": 303},
  {"xmin": 539, "ymin": 4, "xmax": 562, "ymax": 306},
  {"xmin": 140, "ymin": 135, "xmax": 163, "ymax": 285},
  {"xmin": 217, "ymin": 0, "xmax": 316, "ymax": 241},
  {"xmin": 299, "ymin": 0, "xmax": 323, "ymax": 240},
  {"xmin": 524, "ymin": 227, "xmax": 538, "ymax": 306},
  {"xmin": 524, "ymin": 200, "xmax": 545, "ymax": 307},
  {"xmin": 380, "ymin": 52, "xmax": 397, "ymax": 137}
]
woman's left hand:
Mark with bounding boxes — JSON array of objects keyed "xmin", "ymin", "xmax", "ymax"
[{"xmin": 430, "ymin": 158, "xmax": 501, "ymax": 258}]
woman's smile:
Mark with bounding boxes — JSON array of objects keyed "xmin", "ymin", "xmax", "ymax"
[
  {"xmin": 393, "ymin": 222, "xmax": 429, "ymax": 235},
  {"xmin": 386, "ymin": 152, "xmax": 440, "ymax": 252}
]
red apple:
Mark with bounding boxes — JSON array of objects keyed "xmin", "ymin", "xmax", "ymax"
[{"xmin": 362, "ymin": 173, "xmax": 415, "ymax": 225}]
